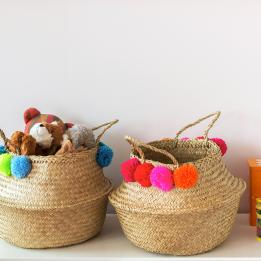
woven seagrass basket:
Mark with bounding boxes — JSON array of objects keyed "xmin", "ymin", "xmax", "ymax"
[
  {"xmin": 0, "ymin": 120, "xmax": 118, "ymax": 249},
  {"xmin": 109, "ymin": 112, "xmax": 246, "ymax": 256}
]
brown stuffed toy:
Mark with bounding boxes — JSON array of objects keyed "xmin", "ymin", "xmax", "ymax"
[
  {"xmin": 43, "ymin": 122, "xmax": 64, "ymax": 155},
  {"xmin": 55, "ymin": 139, "xmax": 75, "ymax": 155},
  {"xmin": 8, "ymin": 131, "xmax": 37, "ymax": 155},
  {"xmin": 29, "ymin": 121, "xmax": 66, "ymax": 155}
]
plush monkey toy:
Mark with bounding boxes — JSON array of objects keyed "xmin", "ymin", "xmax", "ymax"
[{"xmin": 8, "ymin": 131, "xmax": 37, "ymax": 155}]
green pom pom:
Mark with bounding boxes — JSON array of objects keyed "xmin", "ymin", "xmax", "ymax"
[{"xmin": 0, "ymin": 153, "xmax": 12, "ymax": 177}]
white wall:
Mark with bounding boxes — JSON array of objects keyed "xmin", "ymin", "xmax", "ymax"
[{"xmin": 0, "ymin": 0, "xmax": 261, "ymax": 213}]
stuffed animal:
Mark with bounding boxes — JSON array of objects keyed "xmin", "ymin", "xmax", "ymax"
[
  {"xmin": 29, "ymin": 122, "xmax": 65, "ymax": 155},
  {"xmin": 24, "ymin": 107, "xmax": 71, "ymax": 134},
  {"xmin": 55, "ymin": 140, "xmax": 75, "ymax": 155},
  {"xmin": 7, "ymin": 131, "xmax": 37, "ymax": 156},
  {"xmin": 24, "ymin": 108, "xmax": 96, "ymax": 154},
  {"xmin": 66, "ymin": 124, "xmax": 96, "ymax": 149}
]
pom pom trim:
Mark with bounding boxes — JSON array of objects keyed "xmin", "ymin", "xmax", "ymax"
[
  {"xmin": 0, "ymin": 146, "xmax": 7, "ymax": 155},
  {"xmin": 120, "ymin": 157, "xmax": 199, "ymax": 192},
  {"xmin": 11, "ymin": 156, "xmax": 32, "ymax": 179},
  {"xmin": 96, "ymin": 142, "xmax": 114, "ymax": 168},
  {"xmin": 0, "ymin": 152, "xmax": 32, "ymax": 179}
]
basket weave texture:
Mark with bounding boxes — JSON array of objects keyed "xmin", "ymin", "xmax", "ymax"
[
  {"xmin": 0, "ymin": 120, "xmax": 117, "ymax": 249},
  {"xmin": 109, "ymin": 112, "xmax": 246, "ymax": 256}
]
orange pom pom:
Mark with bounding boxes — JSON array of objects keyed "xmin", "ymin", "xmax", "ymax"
[{"xmin": 174, "ymin": 164, "xmax": 198, "ymax": 189}]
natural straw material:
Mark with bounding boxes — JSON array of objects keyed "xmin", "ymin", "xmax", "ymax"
[
  {"xmin": 0, "ymin": 120, "xmax": 118, "ymax": 249},
  {"xmin": 109, "ymin": 112, "xmax": 245, "ymax": 256}
]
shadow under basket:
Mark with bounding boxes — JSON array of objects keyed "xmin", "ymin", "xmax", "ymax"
[
  {"xmin": 109, "ymin": 112, "xmax": 246, "ymax": 256},
  {"xmin": 0, "ymin": 120, "xmax": 117, "ymax": 249}
]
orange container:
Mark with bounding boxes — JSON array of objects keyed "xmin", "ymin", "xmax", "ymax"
[{"xmin": 249, "ymin": 159, "xmax": 261, "ymax": 226}]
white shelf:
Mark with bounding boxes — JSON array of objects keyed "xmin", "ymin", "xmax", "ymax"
[{"xmin": 0, "ymin": 214, "xmax": 259, "ymax": 260}]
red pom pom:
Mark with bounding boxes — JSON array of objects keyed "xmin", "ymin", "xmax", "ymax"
[
  {"xmin": 134, "ymin": 163, "xmax": 154, "ymax": 187},
  {"xmin": 210, "ymin": 138, "xmax": 227, "ymax": 156},
  {"xmin": 174, "ymin": 164, "xmax": 198, "ymax": 189},
  {"xmin": 120, "ymin": 158, "xmax": 140, "ymax": 182}
]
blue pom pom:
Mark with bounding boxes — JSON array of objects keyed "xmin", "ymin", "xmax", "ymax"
[
  {"xmin": 0, "ymin": 146, "xmax": 7, "ymax": 155},
  {"xmin": 96, "ymin": 143, "xmax": 113, "ymax": 168},
  {"xmin": 11, "ymin": 156, "xmax": 32, "ymax": 179}
]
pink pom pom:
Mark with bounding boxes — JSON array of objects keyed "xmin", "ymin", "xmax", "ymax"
[
  {"xmin": 120, "ymin": 158, "xmax": 140, "ymax": 182},
  {"xmin": 210, "ymin": 138, "xmax": 227, "ymax": 156},
  {"xmin": 181, "ymin": 137, "xmax": 190, "ymax": 141},
  {"xmin": 150, "ymin": 166, "xmax": 174, "ymax": 192}
]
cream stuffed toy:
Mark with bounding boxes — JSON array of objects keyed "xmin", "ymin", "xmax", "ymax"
[{"xmin": 66, "ymin": 125, "xmax": 96, "ymax": 149}]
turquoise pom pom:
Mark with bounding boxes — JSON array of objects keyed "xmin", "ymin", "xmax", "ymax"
[
  {"xmin": 11, "ymin": 156, "xmax": 32, "ymax": 179},
  {"xmin": 96, "ymin": 143, "xmax": 113, "ymax": 168},
  {"xmin": 0, "ymin": 146, "xmax": 7, "ymax": 155}
]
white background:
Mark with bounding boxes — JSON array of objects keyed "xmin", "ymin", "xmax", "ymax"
[{"xmin": 1, "ymin": 0, "xmax": 261, "ymax": 213}]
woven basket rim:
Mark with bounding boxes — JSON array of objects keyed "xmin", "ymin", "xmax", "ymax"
[
  {"xmin": 133, "ymin": 139, "xmax": 221, "ymax": 168},
  {"xmin": 22, "ymin": 147, "xmax": 98, "ymax": 161}
]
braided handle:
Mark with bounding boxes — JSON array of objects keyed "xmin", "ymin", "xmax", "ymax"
[
  {"xmin": 0, "ymin": 129, "xmax": 9, "ymax": 147},
  {"xmin": 175, "ymin": 111, "xmax": 221, "ymax": 140},
  {"xmin": 92, "ymin": 119, "xmax": 119, "ymax": 144},
  {"xmin": 125, "ymin": 136, "xmax": 179, "ymax": 167}
]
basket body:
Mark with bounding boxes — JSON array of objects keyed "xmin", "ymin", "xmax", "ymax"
[
  {"xmin": 112, "ymin": 185, "xmax": 241, "ymax": 255},
  {"xmin": 110, "ymin": 138, "xmax": 246, "ymax": 255},
  {"xmin": 0, "ymin": 148, "xmax": 112, "ymax": 248}
]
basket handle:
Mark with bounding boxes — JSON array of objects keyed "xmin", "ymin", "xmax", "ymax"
[
  {"xmin": 175, "ymin": 111, "xmax": 221, "ymax": 140},
  {"xmin": 125, "ymin": 135, "xmax": 179, "ymax": 167},
  {"xmin": 92, "ymin": 119, "xmax": 119, "ymax": 145},
  {"xmin": 0, "ymin": 129, "xmax": 21, "ymax": 154}
]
